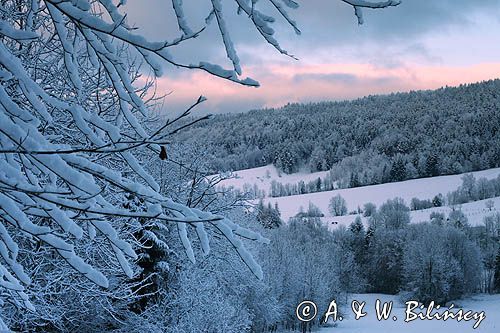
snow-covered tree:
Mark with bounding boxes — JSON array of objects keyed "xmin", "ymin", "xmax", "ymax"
[
  {"xmin": 486, "ymin": 199, "xmax": 495, "ymax": 211},
  {"xmin": 333, "ymin": 225, "xmax": 366, "ymax": 297},
  {"xmin": 448, "ymin": 209, "xmax": 469, "ymax": 229},
  {"xmin": 479, "ymin": 214, "xmax": 500, "ymax": 293},
  {"xmin": 403, "ymin": 223, "xmax": 463, "ymax": 305},
  {"xmin": 262, "ymin": 217, "xmax": 343, "ymax": 331},
  {"xmin": 365, "ymin": 226, "xmax": 405, "ymax": 294},
  {"xmin": 363, "ymin": 202, "xmax": 377, "ymax": 217},
  {"xmin": 329, "ymin": 194, "xmax": 348, "ymax": 216},
  {"xmin": 256, "ymin": 200, "xmax": 282, "ymax": 229},
  {"xmin": 378, "ymin": 197, "xmax": 410, "ymax": 229},
  {"xmin": 494, "ymin": 248, "xmax": 500, "ymax": 293},
  {"xmin": 0, "ymin": 0, "xmax": 402, "ymax": 328}
]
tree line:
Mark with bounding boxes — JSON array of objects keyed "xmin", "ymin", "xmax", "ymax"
[{"xmin": 175, "ymin": 80, "xmax": 500, "ymax": 186}]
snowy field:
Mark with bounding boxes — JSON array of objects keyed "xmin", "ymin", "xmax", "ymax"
[
  {"xmin": 265, "ymin": 190, "xmax": 500, "ymax": 226},
  {"xmin": 299, "ymin": 196, "xmax": 500, "ymax": 230},
  {"xmin": 319, "ymin": 294, "xmax": 500, "ymax": 333},
  {"xmin": 217, "ymin": 165, "xmax": 500, "ymax": 225},
  {"xmin": 218, "ymin": 165, "xmax": 331, "ymax": 196},
  {"xmin": 219, "ymin": 165, "xmax": 500, "ymax": 201}
]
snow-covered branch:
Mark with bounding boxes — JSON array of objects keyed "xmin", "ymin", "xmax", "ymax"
[
  {"xmin": 0, "ymin": 0, "xmax": 399, "ymax": 327},
  {"xmin": 341, "ymin": 0, "xmax": 401, "ymax": 24}
]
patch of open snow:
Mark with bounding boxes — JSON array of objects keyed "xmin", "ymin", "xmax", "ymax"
[
  {"xmin": 259, "ymin": 167, "xmax": 500, "ymax": 223},
  {"xmin": 319, "ymin": 293, "xmax": 500, "ymax": 333},
  {"xmin": 218, "ymin": 164, "xmax": 331, "ymax": 196}
]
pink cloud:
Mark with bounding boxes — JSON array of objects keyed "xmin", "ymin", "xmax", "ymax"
[{"xmin": 153, "ymin": 62, "xmax": 500, "ymax": 114}]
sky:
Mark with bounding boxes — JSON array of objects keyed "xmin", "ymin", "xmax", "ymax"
[{"xmin": 124, "ymin": 0, "xmax": 500, "ymax": 115}]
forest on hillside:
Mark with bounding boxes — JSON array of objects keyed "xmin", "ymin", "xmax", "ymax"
[{"xmin": 175, "ymin": 80, "xmax": 500, "ymax": 187}]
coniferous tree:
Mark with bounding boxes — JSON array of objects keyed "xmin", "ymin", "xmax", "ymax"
[
  {"xmin": 494, "ymin": 248, "xmax": 500, "ymax": 293},
  {"xmin": 390, "ymin": 154, "xmax": 407, "ymax": 181}
]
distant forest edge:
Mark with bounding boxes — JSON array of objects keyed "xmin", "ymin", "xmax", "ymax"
[{"xmin": 175, "ymin": 80, "xmax": 500, "ymax": 188}]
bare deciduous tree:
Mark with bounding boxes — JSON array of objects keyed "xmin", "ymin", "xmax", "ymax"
[{"xmin": 0, "ymin": 0, "xmax": 400, "ymax": 327}]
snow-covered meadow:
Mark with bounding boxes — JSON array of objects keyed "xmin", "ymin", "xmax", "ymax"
[
  {"xmin": 217, "ymin": 164, "xmax": 500, "ymax": 226},
  {"xmin": 218, "ymin": 165, "xmax": 331, "ymax": 197},
  {"xmin": 278, "ymin": 196, "xmax": 500, "ymax": 230}
]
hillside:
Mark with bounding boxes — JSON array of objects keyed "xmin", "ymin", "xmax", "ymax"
[
  {"xmin": 217, "ymin": 165, "xmax": 500, "ymax": 227},
  {"xmin": 176, "ymin": 80, "xmax": 500, "ymax": 191},
  {"xmin": 263, "ymin": 167, "xmax": 500, "ymax": 223},
  {"xmin": 217, "ymin": 164, "xmax": 331, "ymax": 197}
]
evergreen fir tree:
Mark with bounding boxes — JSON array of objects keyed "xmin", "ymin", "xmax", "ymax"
[
  {"xmin": 349, "ymin": 216, "xmax": 365, "ymax": 235},
  {"xmin": 425, "ymin": 153, "xmax": 440, "ymax": 177},
  {"xmin": 390, "ymin": 155, "xmax": 407, "ymax": 182},
  {"xmin": 494, "ymin": 248, "xmax": 500, "ymax": 293}
]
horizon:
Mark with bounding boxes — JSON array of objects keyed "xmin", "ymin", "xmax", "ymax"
[
  {"xmin": 124, "ymin": 0, "xmax": 500, "ymax": 115},
  {"xmin": 201, "ymin": 77, "xmax": 500, "ymax": 116}
]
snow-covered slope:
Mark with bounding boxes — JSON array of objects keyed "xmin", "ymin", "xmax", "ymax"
[
  {"xmin": 220, "ymin": 165, "xmax": 500, "ymax": 201},
  {"xmin": 319, "ymin": 293, "xmax": 500, "ymax": 333},
  {"xmin": 218, "ymin": 165, "xmax": 500, "ymax": 226},
  {"xmin": 261, "ymin": 167, "xmax": 500, "ymax": 222},
  {"xmin": 267, "ymin": 194, "xmax": 500, "ymax": 228},
  {"xmin": 304, "ymin": 196, "xmax": 499, "ymax": 230},
  {"xmin": 218, "ymin": 164, "xmax": 330, "ymax": 196}
]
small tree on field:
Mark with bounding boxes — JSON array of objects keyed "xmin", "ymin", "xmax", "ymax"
[
  {"xmin": 329, "ymin": 194, "xmax": 348, "ymax": 216},
  {"xmin": 363, "ymin": 202, "xmax": 377, "ymax": 217},
  {"xmin": 432, "ymin": 194, "xmax": 444, "ymax": 207}
]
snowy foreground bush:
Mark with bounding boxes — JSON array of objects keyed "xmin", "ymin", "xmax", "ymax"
[{"xmin": 0, "ymin": 0, "xmax": 401, "ymax": 330}]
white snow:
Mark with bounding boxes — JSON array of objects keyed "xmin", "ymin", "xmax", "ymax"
[
  {"xmin": 218, "ymin": 164, "xmax": 331, "ymax": 196},
  {"xmin": 319, "ymin": 293, "xmax": 500, "ymax": 333},
  {"xmin": 289, "ymin": 196, "xmax": 500, "ymax": 230},
  {"xmin": 217, "ymin": 165, "xmax": 500, "ymax": 226}
]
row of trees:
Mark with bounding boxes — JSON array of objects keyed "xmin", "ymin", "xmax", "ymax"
[
  {"xmin": 269, "ymin": 176, "xmax": 336, "ymax": 197},
  {"xmin": 448, "ymin": 174, "xmax": 500, "ymax": 206}
]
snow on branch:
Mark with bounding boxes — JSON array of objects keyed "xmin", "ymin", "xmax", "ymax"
[
  {"xmin": 45, "ymin": 0, "xmax": 258, "ymax": 86},
  {"xmin": 0, "ymin": 1, "xmax": 272, "ymax": 315},
  {"xmin": 341, "ymin": 0, "xmax": 401, "ymax": 24},
  {"xmin": 172, "ymin": 0, "xmax": 194, "ymax": 36},
  {"xmin": 0, "ymin": 0, "xmax": 399, "ymax": 324},
  {"xmin": 210, "ymin": 0, "xmax": 242, "ymax": 75},
  {"xmin": 0, "ymin": 20, "xmax": 39, "ymax": 40}
]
